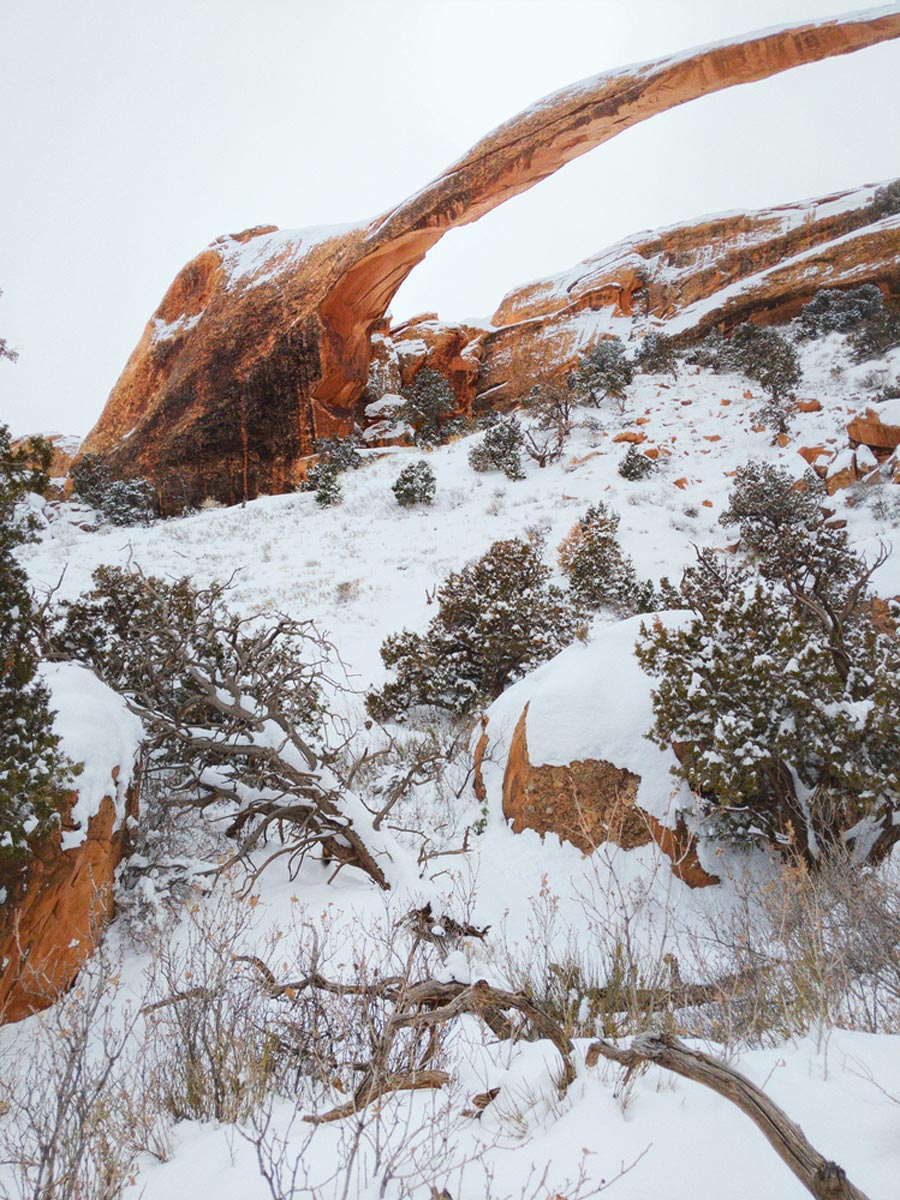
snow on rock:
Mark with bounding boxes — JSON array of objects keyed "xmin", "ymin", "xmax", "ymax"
[
  {"xmin": 39, "ymin": 662, "xmax": 143, "ymax": 850},
  {"xmin": 482, "ymin": 613, "xmax": 692, "ymax": 823}
]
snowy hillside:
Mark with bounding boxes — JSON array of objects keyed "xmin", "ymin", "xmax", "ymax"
[{"xmin": 4, "ymin": 326, "xmax": 900, "ymax": 1200}]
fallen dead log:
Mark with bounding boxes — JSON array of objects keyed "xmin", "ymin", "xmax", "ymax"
[{"xmin": 587, "ymin": 1033, "xmax": 870, "ymax": 1200}]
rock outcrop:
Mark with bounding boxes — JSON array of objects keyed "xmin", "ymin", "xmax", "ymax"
[
  {"xmin": 0, "ymin": 782, "xmax": 138, "ymax": 1023},
  {"xmin": 470, "ymin": 185, "xmax": 900, "ymax": 406},
  {"xmin": 491, "ymin": 706, "xmax": 716, "ymax": 889},
  {"xmin": 473, "ymin": 616, "xmax": 719, "ymax": 889},
  {"xmin": 81, "ymin": 9, "xmax": 900, "ymax": 510},
  {"xmin": 0, "ymin": 664, "xmax": 143, "ymax": 1024}
]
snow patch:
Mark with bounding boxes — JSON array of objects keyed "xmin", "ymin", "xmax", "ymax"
[{"xmin": 39, "ymin": 662, "xmax": 143, "ymax": 850}]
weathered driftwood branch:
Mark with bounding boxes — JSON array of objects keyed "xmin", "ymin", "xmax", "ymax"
[
  {"xmin": 587, "ymin": 1034, "xmax": 870, "ymax": 1200},
  {"xmin": 304, "ymin": 976, "xmax": 577, "ymax": 1124},
  {"xmin": 303, "ymin": 1069, "xmax": 451, "ymax": 1125}
]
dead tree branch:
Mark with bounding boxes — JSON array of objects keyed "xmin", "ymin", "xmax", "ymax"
[{"xmin": 587, "ymin": 1034, "xmax": 870, "ymax": 1200}]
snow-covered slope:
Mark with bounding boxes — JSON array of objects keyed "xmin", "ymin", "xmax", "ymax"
[{"xmin": 5, "ymin": 329, "xmax": 900, "ymax": 1200}]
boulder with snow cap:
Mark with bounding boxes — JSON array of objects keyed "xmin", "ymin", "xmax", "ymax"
[
  {"xmin": 473, "ymin": 616, "xmax": 718, "ymax": 889},
  {"xmin": 0, "ymin": 664, "xmax": 143, "ymax": 1023}
]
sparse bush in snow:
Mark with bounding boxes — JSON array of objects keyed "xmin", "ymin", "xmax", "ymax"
[
  {"xmin": 557, "ymin": 502, "xmax": 645, "ymax": 616},
  {"xmin": 367, "ymin": 538, "xmax": 579, "ymax": 719},
  {"xmin": 849, "ymin": 305, "xmax": 900, "ymax": 363},
  {"xmin": 751, "ymin": 395, "xmax": 793, "ymax": 442},
  {"xmin": 392, "ymin": 459, "xmax": 436, "ymax": 507},
  {"xmin": 682, "ymin": 327, "xmax": 730, "ymax": 371},
  {"xmin": 53, "ymin": 566, "xmax": 388, "ymax": 889},
  {"xmin": 301, "ymin": 434, "xmax": 364, "ymax": 507},
  {"xmin": 71, "ymin": 452, "xmax": 157, "ymax": 525},
  {"xmin": 618, "ymin": 445, "xmax": 656, "ymax": 481},
  {"xmin": 634, "ymin": 331, "xmax": 678, "ymax": 377},
  {"xmin": 869, "ymin": 179, "xmax": 900, "ymax": 219},
  {"xmin": 685, "ymin": 323, "xmax": 801, "ymax": 404},
  {"xmin": 638, "ymin": 462, "xmax": 900, "ymax": 864},
  {"xmin": 397, "ymin": 368, "xmax": 460, "ymax": 447},
  {"xmin": 467, "ymin": 415, "xmax": 525, "ymax": 480},
  {"xmin": 728, "ymin": 322, "xmax": 801, "ymax": 401},
  {"xmin": 573, "ymin": 337, "xmax": 634, "ymax": 411},
  {"xmin": 0, "ymin": 423, "xmax": 73, "ymax": 886},
  {"xmin": 521, "ymin": 375, "xmax": 578, "ymax": 434},
  {"xmin": 798, "ymin": 285, "xmax": 884, "ymax": 338}
]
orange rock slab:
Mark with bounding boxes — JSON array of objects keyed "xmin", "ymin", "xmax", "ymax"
[
  {"xmin": 0, "ymin": 776, "xmax": 138, "ymax": 1024},
  {"xmin": 499, "ymin": 707, "xmax": 716, "ymax": 889}
]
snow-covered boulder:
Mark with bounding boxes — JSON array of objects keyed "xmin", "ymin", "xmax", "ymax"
[
  {"xmin": 0, "ymin": 664, "xmax": 142, "ymax": 1023},
  {"xmin": 473, "ymin": 615, "xmax": 718, "ymax": 888}
]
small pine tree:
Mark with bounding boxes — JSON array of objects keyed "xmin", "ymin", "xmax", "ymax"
[
  {"xmin": 618, "ymin": 446, "xmax": 656, "ymax": 481},
  {"xmin": 849, "ymin": 307, "xmax": 900, "ymax": 363},
  {"xmin": 398, "ymin": 369, "xmax": 458, "ymax": 447},
  {"xmin": 392, "ymin": 460, "xmax": 436, "ymax": 507},
  {"xmin": 301, "ymin": 434, "xmax": 364, "ymax": 507},
  {"xmin": 367, "ymin": 538, "xmax": 578, "ymax": 719},
  {"xmin": 729, "ymin": 323, "xmax": 801, "ymax": 401},
  {"xmin": 71, "ymin": 453, "xmax": 157, "ymax": 525},
  {"xmin": 574, "ymin": 338, "xmax": 634, "ymax": 410},
  {"xmin": 869, "ymin": 180, "xmax": 900, "ymax": 220},
  {"xmin": 312, "ymin": 462, "xmax": 343, "ymax": 507},
  {"xmin": 468, "ymin": 416, "xmax": 525, "ymax": 480},
  {"xmin": 557, "ymin": 502, "xmax": 643, "ymax": 614},
  {"xmin": 635, "ymin": 331, "xmax": 678, "ymax": 377},
  {"xmin": 638, "ymin": 464, "xmax": 900, "ymax": 864},
  {"xmin": 0, "ymin": 424, "xmax": 72, "ymax": 886}
]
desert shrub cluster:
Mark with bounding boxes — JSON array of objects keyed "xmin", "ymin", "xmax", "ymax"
[
  {"xmin": 638, "ymin": 462, "xmax": 900, "ymax": 864},
  {"xmin": 71, "ymin": 453, "xmax": 157, "ymax": 526}
]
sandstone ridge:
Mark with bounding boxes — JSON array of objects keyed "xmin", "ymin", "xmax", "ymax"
[{"xmin": 81, "ymin": 9, "xmax": 900, "ymax": 510}]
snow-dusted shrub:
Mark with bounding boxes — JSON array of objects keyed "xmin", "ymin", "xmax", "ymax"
[
  {"xmin": 467, "ymin": 415, "xmax": 525, "ymax": 481},
  {"xmin": 617, "ymin": 445, "xmax": 656, "ymax": 481},
  {"xmin": 397, "ymin": 368, "xmax": 459, "ymax": 447},
  {"xmin": 849, "ymin": 305, "xmax": 900, "ymax": 363},
  {"xmin": 71, "ymin": 452, "xmax": 157, "ymax": 525},
  {"xmin": 686, "ymin": 324, "xmax": 801, "ymax": 403},
  {"xmin": 301, "ymin": 434, "xmax": 364, "ymax": 507},
  {"xmin": 638, "ymin": 463, "xmax": 900, "ymax": 864},
  {"xmin": 367, "ymin": 538, "xmax": 579, "ymax": 719},
  {"xmin": 520, "ymin": 376, "xmax": 576, "ymax": 465},
  {"xmin": 728, "ymin": 322, "xmax": 801, "ymax": 401},
  {"xmin": 310, "ymin": 460, "xmax": 343, "ymax": 507},
  {"xmin": 634, "ymin": 331, "xmax": 678, "ymax": 377},
  {"xmin": 798, "ymin": 285, "xmax": 884, "ymax": 338},
  {"xmin": 557, "ymin": 502, "xmax": 645, "ymax": 615},
  {"xmin": 869, "ymin": 179, "xmax": 900, "ymax": 219},
  {"xmin": 392, "ymin": 459, "xmax": 436, "ymax": 507},
  {"xmin": 682, "ymin": 327, "xmax": 730, "ymax": 371},
  {"xmin": 521, "ymin": 375, "xmax": 577, "ymax": 434},
  {"xmin": 53, "ymin": 566, "xmax": 388, "ymax": 889},
  {"xmin": 0, "ymin": 425, "xmax": 73, "ymax": 885},
  {"xmin": 574, "ymin": 337, "xmax": 634, "ymax": 409}
]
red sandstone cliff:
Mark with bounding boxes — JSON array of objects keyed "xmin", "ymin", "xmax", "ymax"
[{"xmin": 80, "ymin": 9, "xmax": 900, "ymax": 511}]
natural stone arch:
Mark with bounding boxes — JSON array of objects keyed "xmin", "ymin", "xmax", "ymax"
[{"xmin": 82, "ymin": 7, "xmax": 900, "ymax": 509}]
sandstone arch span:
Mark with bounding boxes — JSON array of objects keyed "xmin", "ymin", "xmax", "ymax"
[{"xmin": 81, "ymin": 6, "xmax": 900, "ymax": 510}]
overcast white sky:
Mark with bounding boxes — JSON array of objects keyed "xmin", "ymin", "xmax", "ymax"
[{"xmin": 1, "ymin": 0, "xmax": 897, "ymax": 438}]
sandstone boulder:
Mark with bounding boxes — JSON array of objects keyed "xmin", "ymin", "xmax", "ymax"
[
  {"xmin": 0, "ymin": 664, "xmax": 142, "ymax": 1023},
  {"xmin": 473, "ymin": 616, "xmax": 719, "ymax": 889}
]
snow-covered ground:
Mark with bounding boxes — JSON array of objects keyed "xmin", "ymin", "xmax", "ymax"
[{"xmin": 5, "ymin": 329, "xmax": 900, "ymax": 1199}]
